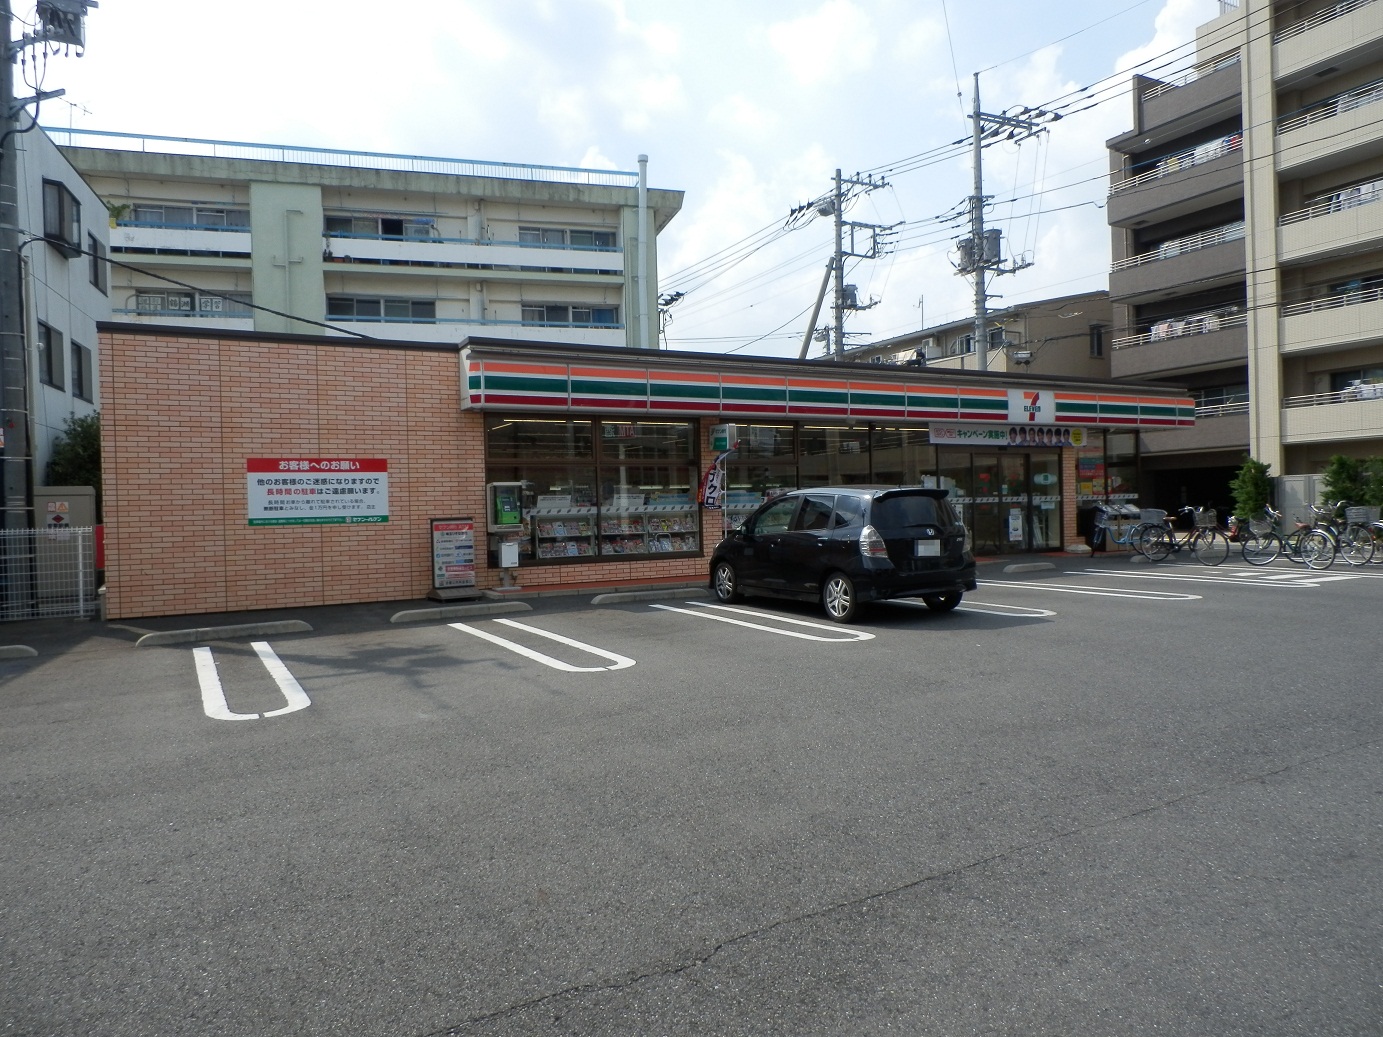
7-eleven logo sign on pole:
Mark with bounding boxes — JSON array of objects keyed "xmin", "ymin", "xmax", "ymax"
[{"xmin": 1008, "ymin": 389, "xmax": 1053, "ymax": 423}]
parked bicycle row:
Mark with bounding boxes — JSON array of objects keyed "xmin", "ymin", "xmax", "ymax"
[
  {"xmin": 1092, "ymin": 499, "xmax": 1383, "ymax": 570},
  {"xmin": 1092, "ymin": 504, "xmax": 1233, "ymax": 565},
  {"xmin": 1228, "ymin": 501, "xmax": 1383, "ymax": 569}
]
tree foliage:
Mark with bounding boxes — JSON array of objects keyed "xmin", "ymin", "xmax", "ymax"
[
  {"xmin": 1229, "ymin": 455, "xmax": 1273, "ymax": 518},
  {"xmin": 45, "ymin": 413, "xmax": 102, "ymax": 519},
  {"xmin": 1319, "ymin": 454, "xmax": 1366, "ymax": 507}
]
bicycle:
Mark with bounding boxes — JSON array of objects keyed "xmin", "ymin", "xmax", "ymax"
[
  {"xmin": 1236, "ymin": 504, "xmax": 1335, "ymax": 568},
  {"xmin": 1091, "ymin": 504, "xmax": 1164, "ymax": 556},
  {"xmin": 1316, "ymin": 501, "xmax": 1377, "ymax": 566},
  {"xmin": 1138, "ymin": 505, "xmax": 1231, "ymax": 565}
]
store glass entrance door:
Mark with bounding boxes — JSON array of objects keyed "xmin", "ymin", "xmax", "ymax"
[{"xmin": 1029, "ymin": 452, "xmax": 1061, "ymax": 550}]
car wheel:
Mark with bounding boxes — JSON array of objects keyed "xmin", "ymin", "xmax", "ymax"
[
  {"xmin": 821, "ymin": 571, "xmax": 859, "ymax": 623},
  {"xmin": 712, "ymin": 561, "xmax": 742, "ymax": 603},
  {"xmin": 922, "ymin": 591, "xmax": 962, "ymax": 612}
]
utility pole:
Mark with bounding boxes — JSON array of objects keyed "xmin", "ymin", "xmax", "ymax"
[
  {"xmin": 790, "ymin": 170, "xmax": 895, "ymax": 359},
  {"xmin": 957, "ymin": 73, "xmax": 1051, "ymax": 371},
  {"xmin": 1, "ymin": 0, "xmax": 28, "ymax": 534}
]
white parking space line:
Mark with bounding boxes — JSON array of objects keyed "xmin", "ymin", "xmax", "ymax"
[
  {"xmin": 1000, "ymin": 579, "xmax": 1201, "ymax": 601},
  {"xmin": 1072, "ymin": 567, "xmax": 1361, "ymax": 588},
  {"xmin": 649, "ymin": 602, "xmax": 876, "ymax": 642},
  {"xmin": 194, "ymin": 642, "xmax": 312, "ymax": 721},
  {"xmin": 194, "ymin": 647, "xmax": 256, "ymax": 721},
  {"xmin": 253, "ymin": 641, "xmax": 312, "ymax": 717},
  {"xmin": 958, "ymin": 601, "xmax": 1058, "ymax": 618},
  {"xmin": 449, "ymin": 620, "xmax": 636, "ymax": 672}
]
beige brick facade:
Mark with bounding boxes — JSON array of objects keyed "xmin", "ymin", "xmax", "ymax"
[{"xmin": 99, "ymin": 329, "xmax": 715, "ymax": 619}]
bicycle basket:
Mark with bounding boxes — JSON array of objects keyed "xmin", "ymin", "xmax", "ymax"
[
  {"xmin": 1345, "ymin": 505, "xmax": 1380, "ymax": 524},
  {"xmin": 1248, "ymin": 513, "xmax": 1273, "ymax": 535},
  {"xmin": 1137, "ymin": 508, "xmax": 1167, "ymax": 525},
  {"xmin": 1193, "ymin": 507, "xmax": 1218, "ymax": 528}
]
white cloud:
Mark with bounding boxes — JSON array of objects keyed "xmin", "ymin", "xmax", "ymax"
[{"xmin": 766, "ymin": 0, "xmax": 879, "ymax": 89}]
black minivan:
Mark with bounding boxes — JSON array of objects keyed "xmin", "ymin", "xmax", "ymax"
[{"xmin": 708, "ymin": 486, "xmax": 977, "ymax": 623}]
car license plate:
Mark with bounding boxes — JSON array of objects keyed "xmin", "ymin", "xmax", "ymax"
[{"xmin": 914, "ymin": 539, "xmax": 940, "ymax": 557}]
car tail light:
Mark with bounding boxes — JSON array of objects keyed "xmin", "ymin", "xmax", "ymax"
[{"xmin": 860, "ymin": 524, "xmax": 889, "ymax": 559}]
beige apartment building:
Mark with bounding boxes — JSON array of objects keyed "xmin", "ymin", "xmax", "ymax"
[
  {"xmin": 51, "ymin": 130, "xmax": 682, "ymax": 350},
  {"xmin": 1106, "ymin": 0, "xmax": 1383, "ymax": 508}
]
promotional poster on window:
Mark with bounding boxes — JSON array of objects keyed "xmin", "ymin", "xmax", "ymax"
[{"xmin": 247, "ymin": 458, "xmax": 389, "ymax": 526}]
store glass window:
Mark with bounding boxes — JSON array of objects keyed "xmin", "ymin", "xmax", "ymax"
[
  {"xmin": 1105, "ymin": 432, "xmax": 1138, "ymax": 502},
  {"xmin": 737, "ymin": 424, "xmax": 796, "ymax": 460},
  {"xmin": 487, "ymin": 418, "xmax": 594, "ymax": 461},
  {"xmin": 871, "ymin": 427, "xmax": 936, "ymax": 485},
  {"xmin": 485, "ymin": 416, "xmax": 700, "ymax": 563},
  {"xmin": 1076, "ymin": 430, "xmax": 1106, "ymax": 505},
  {"xmin": 800, "ymin": 426, "xmax": 871, "ymax": 485}
]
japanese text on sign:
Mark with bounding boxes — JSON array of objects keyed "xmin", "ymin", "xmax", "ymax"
[{"xmin": 246, "ymin": 458, "xmax": 389, "ymax": 526}]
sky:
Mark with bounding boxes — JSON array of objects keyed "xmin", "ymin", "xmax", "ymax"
[{"xmin": 23, "ymin": 0, "xmax": 1222, "ymax": 357}]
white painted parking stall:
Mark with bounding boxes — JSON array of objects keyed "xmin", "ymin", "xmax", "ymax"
[
  {"xmin": 1072, "ymin": 565, "xmax": 1366, "ymax": 589},
  {"xmin": 996, "ymin": 579, "xmax": 1202, "ymax": 601},
  {"xmin": 195, "ymin": 641, "xmax": 311, "ymax": 721},
  {"xmin": 449, "ymin": 618, "xmax": 636, "ymax": 672},
  {"xmin": 649, "ymin": 602, "xmax": 876, "ymax": 642}
]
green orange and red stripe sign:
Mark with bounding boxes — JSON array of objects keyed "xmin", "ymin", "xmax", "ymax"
[{"xmin": 461, "ymin": 352, "xmax": 1195, "ymax": 428}]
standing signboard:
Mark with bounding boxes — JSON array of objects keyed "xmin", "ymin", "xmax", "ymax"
[{"xmin": 430, "ymin": 517, "xmax": 478, "ymax": 596}]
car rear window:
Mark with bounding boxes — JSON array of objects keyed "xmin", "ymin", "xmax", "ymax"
[{"xmin": 871, "ymin": 493, "xmax": 951, "ymax": 529}]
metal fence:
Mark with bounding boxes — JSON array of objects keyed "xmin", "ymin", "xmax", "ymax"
[{"xmin": 0, "ymin": 527, "xmax": 99, "ymax": 621}]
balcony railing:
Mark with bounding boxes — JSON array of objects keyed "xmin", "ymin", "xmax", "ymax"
[
  {"xmin": 45, "ymin": 127, "xmax": 641, "ymax": 188},
  {"xmin": 1280, "ymin": 176, "xmax": 1383, "ymax": 225},
  {"xmin": 1195, "ymin": 400, "xmax": 1250, "ymax": 417},
  {"xmin": 1111, "ymin": 308, "xmax": 1247, "ymax": 349},
  {"xmin": 1281, "ymin": 281, "xmax": 1383, "ymax": 316},
  {"xmin": 1111, "ymin": 221, "xmax": 1245, "ymax": 272},
  {"xmin": 1284, "ymin": 384, "xmax": 1383, "ymax": 407},
  {"xmin": 1141, "ymin": 51, "xmax": 1241, "ymax": 102},
  {"xmin": 1112, "ymin": 133, "xmax": 1242, "ymax": 194},
  {"xmin": 1278, "ymin": 77, "xmax": 1383, "ymax": 134},
  {"xmin": 1274, "ymin": 0, "xmax": 1377, "ymax": 43}
]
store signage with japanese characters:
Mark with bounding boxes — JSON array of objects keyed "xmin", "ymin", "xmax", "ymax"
[
  {"xmin": 247, "ymin": 458, "xmax": 389, "ymax": 526},
  {"xmin": 930, "ymin": 424, "xmax": 1086, "ymax": 447}
]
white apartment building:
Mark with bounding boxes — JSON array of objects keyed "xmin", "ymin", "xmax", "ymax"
[
  {"xmin": 51, "ymin": 130, "xmax": 683, "ymax": 349},
  {"xmin": 14, "ymin": 127, "xmax": 106, "ymax": 481},
  {"xmin": 1107, "ymin": 0, "xmax": 1383, "ymax": 505}
]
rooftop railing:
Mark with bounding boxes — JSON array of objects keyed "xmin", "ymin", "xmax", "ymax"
[{"xmin": 44, "ymin": 127, "xmax": 641, "ymax": 188}]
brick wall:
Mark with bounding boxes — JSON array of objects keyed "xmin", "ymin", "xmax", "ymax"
[{"xmin": 99, "ymin": 330, "xmax": 712, "ymax": 619}]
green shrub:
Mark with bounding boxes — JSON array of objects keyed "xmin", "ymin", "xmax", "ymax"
[
  {"xmin": 1320, "ymin": 454, "xmax": 1366, "ymax": 508},
  {"xmin": 1229, "ymin": 456, "xmax": 1272, "ymax": 518},
  {"xmin": 44, "ymin": 413, "xmax": 102, "ymax": 520}
]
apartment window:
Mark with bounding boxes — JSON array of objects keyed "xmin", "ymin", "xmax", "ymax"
[
  {"xmin": 88, "ymin": 233, "xmax": 107, "ymax": 294},
  {"xmin": 519, "ymin": 226, "xmax": 616, "ymax": 248},
  {"xmin": 71, "ymin": 342, "xmax": 93, "ymax": 402},
  {"xmin": 326, "ymin": 296, "xmax": 437, "ymax": 322},
  {"xmin": 133, "ymin": 290, "xmax": 251, "ymax": 316},
  {"xmin": 521, "ymin": 304, "xmax": 619, "ymax": 326},
  {"xmin": 325, "ymin": 214, "xmax": 436, "ymax": 239},
  {"xmin": 135, "ymin": 291, "xmax": 194, "ymax": 313},
  {"xmin": 132, "ymin": 205, "xmax": 249, "ymax": 229},
  {"xmin": 42, "ymin": 180, "xmax": 81, "ymax": 258},
  {"xmin": 1089, "ymin": 324, "xmax": 1105, "ymax": 358},
  {"xmin": 38, "ymin": 323, "xmax": 64, "ymax": 389}
]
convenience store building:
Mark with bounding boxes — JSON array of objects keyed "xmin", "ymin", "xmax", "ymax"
[{"xmin": 98, "ymin": 327, "xmax": 1194, "ymax": 619}]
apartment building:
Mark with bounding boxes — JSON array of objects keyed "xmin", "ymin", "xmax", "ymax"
[
  {"xmin": 51, "ymin": 130, "xmax": 683, "ymax": 349},
  {"xmin": 1106, "ymin": 0, "xmax": 1383, "ymax": 508},
  {"xmin": 843, "ymin": 291, "xmax": 1113, "ymax": 377},
  {"xmin": 12, "ymin": 127, "xmax": 107, "ymax": 484}
]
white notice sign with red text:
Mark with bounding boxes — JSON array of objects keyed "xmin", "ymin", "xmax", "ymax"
[{"xmin": 247, "ymin": 458, "xmax": 389, "ymax": 526}]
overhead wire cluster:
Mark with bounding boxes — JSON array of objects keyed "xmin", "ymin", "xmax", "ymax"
[{"xmin": 659, "ymin": 5, "xmax": 1259, "ymax": 351}]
